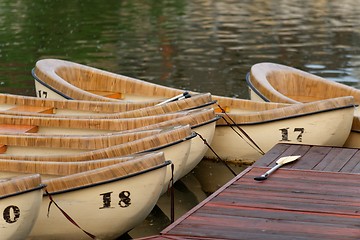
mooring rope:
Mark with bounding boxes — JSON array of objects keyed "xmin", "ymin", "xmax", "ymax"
[
  {"xmin": 46, "ymin": 189, "xmax": 96, "ymax": 239},
  {"xmin": 166, "ymin": 163, "xmax": 175, "ymax": 223},
  {"xmin": 217, "ymin": 104, "xmax": 265, "ymax": 155},
  {"xmin": 195, "ymin": 132, "xmax": 237, "ymax": 176}
]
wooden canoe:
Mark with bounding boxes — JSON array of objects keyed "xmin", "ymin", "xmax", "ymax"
[
  {"xmin": 0, "ymin": 92, "xmax": 215, "ymax": 119},
  {"xmin": 246, "ymin": 62, "xmax": 360, "ymax": 148},
  {"xmin": 32, "ymin": 59, "xmax": 289, "ymax": 111},
  {"xmin": 0, "ymin": 174, "xmax": 45, "ymax": 240},
  {"xmin": 0, "ymin": 108, "xmax": 215, "ymax": 134},
  {"xmin": 0, "ymin": 108, "xmax": 218, "ymax": 170},
  {"xmin": 211, "ymin": 96, "xmax": 354, "ymax": 163},
  {"xmin": 0, "ymin": 109, "xmax": 219, "ymax": 176},
  {"xmin": 0, "ymin": 125, "xmax": 194, "ymax": 190},
  {"xmin": 32, "ymin": 59, "xmax": 356, "ymax": 163},
  {"xmin": 6, "ymin": 152, "xmax": 170, "ymax": 239},
  {"xmin": 0, "ymin": 151, "xmax": 162, "ymax": 178}
]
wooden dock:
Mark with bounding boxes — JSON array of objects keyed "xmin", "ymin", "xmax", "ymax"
[
  {"xmin": 138, "ymin": 143, "xmax": 360, "ymax": 239},
  {"xmin": 252, "ymin": 143, "xmax": 360, "ymax": 173}
]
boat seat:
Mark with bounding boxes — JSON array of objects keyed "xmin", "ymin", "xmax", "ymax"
[
  {"xmin": 0, "ymin": 124, "xmax": 39, "ymax": 133},
  {"xmin": 87, "ymin": 90, "xmax": 123, "ymax": 99},
  {"xmin": 0, "ymin": 144, "xmax": 7, "ymax": 153},
  {"xmin": 0, "ymin": 124, "xmax": 38, "ymax": 153},
  {"xmin": 285, "ymin": 95, "xmax": 323, "ymax": 103},
  {"xmin": 7, "ymin": 105, "xmax": 55, "ymax": 114}
]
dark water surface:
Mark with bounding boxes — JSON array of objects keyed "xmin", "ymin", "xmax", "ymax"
[
  {"xmin": 2, "ymin": 0, "xmax": 360, "ymax": 97},
  {"xmin": 1, "ymin": 0, "xmax": 360, "ymax": 238}
]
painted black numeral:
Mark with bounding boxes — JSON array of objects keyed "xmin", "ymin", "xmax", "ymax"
[
  {"xmin": 99, "ymin": 191, "xmax": 131, "ymax": 209},
  {"xmin": 3, "ymin": 205, "xmax": 20, "ymax": 223},
  {"xmin": 279, "ymin": 127, "xmax": 305, "ymax": 142},
  {"xmin": 37, "ymin": 90, "xmax": 48, "ymax": 98},
  {"xmin": 119, "ymin": 191, "xmax": 131, "ymax": 208}
]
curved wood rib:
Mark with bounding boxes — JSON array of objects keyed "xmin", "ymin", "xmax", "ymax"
[
  {"xmin": 34, "ymin": 59, "xmax": 186, "ymax": 102},
  {"xmin": 0, "ymin": 174, "xmax": 42, "ymax": 197},
  {"xmin": 0, "ymin": 92, "xmax": 213, "ymax": 119},
  {"xmin": 249, "ymin": 62, "xmax": 360, "ymax": 104},
  {"xmin": 216, "ymin": 96, "xmax": 355, "ymax": 125},
  {"xmin": 43, "ymin": 152, "xmax": 166, "ymax": 193},
  {"xmin": 0, "ymin": 125, "xmax": 192, "ymax": 162},
  {"xmin": 0, "ymin": 152, "xmax": 164, "ymax": 179}
]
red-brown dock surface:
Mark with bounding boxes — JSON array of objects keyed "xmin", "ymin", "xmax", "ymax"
[{"xmin": 139, "ymin": 144, "xmax": 360, "ymax": 239}]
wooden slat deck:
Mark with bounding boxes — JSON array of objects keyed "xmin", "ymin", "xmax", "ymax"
[
  {"xmin": 139, "ymin": 144, "xmax": 360, "ymax": 240},
  {"xmin": 252, "ymin": 143, "xmax": 360, "ymax": 173}
]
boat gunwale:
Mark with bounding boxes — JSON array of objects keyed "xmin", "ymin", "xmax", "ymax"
[
  {"xmin": 192, "ymin": 115, "xmax": 221, "ymax": 129},
  {"xmin": 245, "ymin": 72, "xmax": 271, "ymax": 102},
  {"xmin": 141, "ymin": 131, "xmax": 197, "ymax": 154},
  {"xmin": 32, "ymin": 68, "xmax": 73, "ymax": 100},
  {"xmin": 0, "ymin": 126, "xmax": 193, "ymax": 162},
  {"xmin": 184, "ymin": 100, "xmax": 217, "ymax": 111},
  {"xmin": 216, "ymin": 103, "xmax": 355, "ymax": 126},
  {"xmin": 43, "ymin": 160, "xmax": 171, "ymax": 196},
  {"xmin": 0, "ymin": 183, "xmax": 46, "ymax": 200}
]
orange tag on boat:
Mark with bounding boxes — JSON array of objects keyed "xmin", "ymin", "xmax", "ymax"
[{"xmin": 214, "ymin": 106, "xmax": 230, "ymax": 113}]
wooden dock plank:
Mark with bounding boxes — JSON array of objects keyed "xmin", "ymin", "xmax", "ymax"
[
  {"xmin": 253, "ymin": 143, "xmax": 360, "ymax": 174},
  {"xmin": 341, "ymin": 151, "xmax": 360, "ymax": 173},
  {"xmin": 289, "ymin": 145, "xmax": 331, "ymax": 169},
  {"xmin": 350, "ymin": 161, "xmax": 360, "ymax": 173},
  {"xmin": 160, "ymin": 167, "xmax": 360, "ymax": 240},
  {"xmin": 254, "ymin": 143, "xmax": 289, "ymax": 166},
  {"xmin": 199, "ymin": 205, "xmax": 360, "ymax": 226},
  {"xmin": 315, "ymin": 148, "xmax": 357, "ymax": 172},
  {"xmin": 142, "ymin": 144, "xmax": 360, "ymax": 240},
  {"xmin": 175, "ymin": 213, "xmax": 360, "ymax": 239}
]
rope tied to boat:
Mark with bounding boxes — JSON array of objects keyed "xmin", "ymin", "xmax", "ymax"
[
  {"xmin": 195, "ymin": 132, "xmax": 237, "ymax": 176},
  {"xmin": 45, "ymin": 189, "xmax": 96, "ymax": 239},
  {"xmin": 217, "ymin": 104, "xmax": 265, "ymax": 156},
  {"xmin": 166, "ymin": 163, "xmax": 175, "ymax": 223}
]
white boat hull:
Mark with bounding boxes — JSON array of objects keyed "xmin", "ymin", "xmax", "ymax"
[
  {"xmin": 159, "ymin": 139, "xmax": 191, "ymax": 194},
  {"xmin": 178, "ymin": 120, "xmax": 217, "ymax": 179},
  {"xmin": 205, "ymin": 107, "xmax": 354, "ymax": 164},
  {"xmin": 248, "ymin": 88, "xmax": 267, "ymax": 102},
  {"xmin": 35, "ymin": 80, "xmax": 68, "ymax": 100},
  {"xmin": 1, "ymin": 188, "xmax": 43, "ymax": 240},
  {"xmin": 1, "ymin": 140, "xmax": 190, "ymax": 196},
  {"xmin": 249, "ymin": 87, "xmax": 360, "ymax": 151},
  {"xmin": 28, "ymin": 165, "xmax": 167, "ymax": 240},
  {"xmin": 343, "ymin": 131, "xmax": 360, "ymax": 148}
]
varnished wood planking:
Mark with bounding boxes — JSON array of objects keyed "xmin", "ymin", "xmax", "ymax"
[
  {"xmin": 254, "ymin": 143, "xmax": 360, "ymax": 173},
  {"xmin": 313, "ymin": 147, "xmax": 357, "ymax": 171},
  {"xmin": 173, "ymin": 213, "xmax": 359, "ymax": 240},
  {"xmin": 161, "ymin": 167, "xmax": 360, "ymax": 240},
  {"xmin": 142, "ymin": 144, "xmax": 360, "ymax": 240},
  {"xmin": 339, "ymin": 150, "xmax": 360, "ymax": 173}
]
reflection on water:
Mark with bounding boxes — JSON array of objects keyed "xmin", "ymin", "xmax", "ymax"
[
  {"xmin": 1, "ymin": 0, "xmax": 360, "ymax": 97},
  {"xmin": 1, "ymin": 0, "xmax": 360, "ymax": 238}
]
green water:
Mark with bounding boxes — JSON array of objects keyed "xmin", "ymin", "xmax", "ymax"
[{"xmin": 2, "ymin": 0, "xmax": 360, "ymax": 98}]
